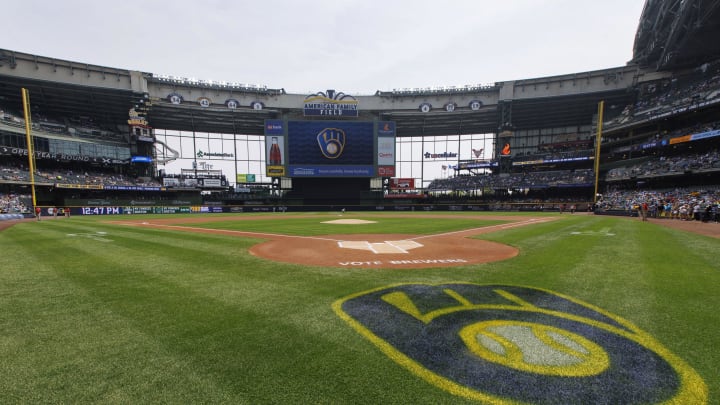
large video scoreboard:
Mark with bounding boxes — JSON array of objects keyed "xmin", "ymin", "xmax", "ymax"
[{"xmin": 264, "ymin": 119, "xmax": 396, "ymax": 178}]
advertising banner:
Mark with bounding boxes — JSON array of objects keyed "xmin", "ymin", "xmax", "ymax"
[
  {"xmin": 289, "ymin": 166, "xmax": 374, "ymax": 177},
  {"xmin": 265, "ymin": 120, "xmax": 286, "ymax": 177},
  {"xmin": 377, "ymin": 166, "xmax": 395, "ymax": 177},
  {"xmin": 0, "ymin": 146, "xmax": 128, "ymax": 165},
  {"xmin": 153, "ymin": 207, "xmax": 192, "ymax": 214},
  {"xmin": 390, "ymin": 178, "xmax": 415, "ymax": 190},
  {"xmin": 264, "ymin": 120, "xmax": 284, "ymax": 135},
  {"xmin": 377, "ymin": 121, "xmax": 396, "ymax": 136},
  {"xmin": 377, "ymin": 135, "xmax": 396, "ymax": 166},
  {"xmin": 266, "ymin": 135, "xmax": 285, "ymax": 166},
  {"xmin": 201, "ymin": 178, "xmax": 223, "ymax": 188},
  {"xmin": 669, "ymin": 135, "xmax": 692, "ymax": 145},
  {"xmin": 266, "ymin": 165, "xmax": 286, "ymax": 177},
  {"xmin": 236, "ymin": 174, "xmax": 256, "ymax": 183}
]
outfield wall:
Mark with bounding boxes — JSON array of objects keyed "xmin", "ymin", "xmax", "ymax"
[{"xmin": 34, "ymin": 202, "xmax": 594, "ymax": 217}]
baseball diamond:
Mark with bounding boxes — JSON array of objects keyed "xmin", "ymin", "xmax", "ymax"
[{"xmin": 109, "ymin": 215, "xmax": 554, "ymax": 268}]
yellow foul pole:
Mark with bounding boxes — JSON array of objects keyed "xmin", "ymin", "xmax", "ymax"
[
  {"xmin": 21, "ymin": 88, "xmax": 38, "ymax": 208},
  {"xmin": 593, "ymin": 101, "xmax": 604, "ymax": 204}
]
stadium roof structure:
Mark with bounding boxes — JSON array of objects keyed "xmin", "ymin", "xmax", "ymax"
[
  {"xmin": 632, "ymin": 0, "xmax": 720, "ymax": 70},
  {"xmin": 0, "ymin": 48, "xmax": 636, "ymax": 138},
  {"xmin": 144, "ymin": 92, "xmax": 278, "ymax": 136},
  {"xmin": 0, "ymin": 64, "xmax": 137, "ymax": 130},
  {"xmin": 126, "ymin": 74, "xmax": 637, "ymax": 137},
  {"xmin": 0, "ymin": 55, "xmax": 630, "ymax": 136}
]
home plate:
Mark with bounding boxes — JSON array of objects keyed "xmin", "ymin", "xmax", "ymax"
[{"xmin": 338, "ymin": 240, "xmax": 423, "ymax": 254}]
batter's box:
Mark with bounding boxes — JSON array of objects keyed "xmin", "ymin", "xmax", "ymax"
[{"xmin": 338, "ymin": 240, "xmax": 423, "ymax": 254}]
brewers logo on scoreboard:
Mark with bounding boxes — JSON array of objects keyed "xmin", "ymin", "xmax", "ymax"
[
  {"xmin": 265, "ymin": 119, "xmax": 396, "ymax": 178},
  {"xmin": 317, "ymin": 128, "xmax": 346, "ymax": 159}
]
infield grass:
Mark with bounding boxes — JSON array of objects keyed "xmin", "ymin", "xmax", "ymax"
[
  {"xmin": 0, "ymin": 212, "xmax": 717, "ymax": 404},
  {"xmin": 174, "ymin": 212, "xmax": 508, "ymax": 235}
]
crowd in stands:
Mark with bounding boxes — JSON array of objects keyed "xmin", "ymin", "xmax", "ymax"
[
  {"xmin": 604, "ymin": 61, "xmax": 720, "ymax": 129},
  {"xmin": 428, "ymin": 144, "xmax": 719, "ymax": 194},
  {"xmin": 0, "ymin": 193, "xmax": 30, "ymax": 214},
  {"xmin": 515, "ymin": 148, "xmax": 595, "ymax": 163},
  {"xmin": 602, "ymin": 119, "xmax": 720, "ymax": 151},
  {"xmin": 0, "ymin": 162, "xmax": 161, "ymax": 187},
  {"xmin": 595, "ymin": 186, "xmax": 720, "ymax": 222},
  {"xmin": 535, "ymin": 139, "xmax": 593, "ymax": 156},
  {"xmin": 606, "ymin": 149, "xmax": 720, "ymax": 180},
  {"xmin": 39, "ymin": 168, "xmax": 160, "ymax": 187},
  {"xmin": 427, "ymin": 169, "xmax": 594, "ymax": 191},
  {"xmin": 1, "ymin": 164, "xmax": 30, "ymax": 182},
  {"xmin": 1, "ymin": 105, "xmax": 119, "ymax": 140}
]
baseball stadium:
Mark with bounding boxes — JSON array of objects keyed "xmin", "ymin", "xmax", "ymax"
[{"xmin": 1, "ymin": 1, "xmax": 720, "ymax": 403}]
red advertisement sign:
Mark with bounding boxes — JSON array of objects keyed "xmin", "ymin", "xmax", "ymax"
[{"xmin": 390, "ymin": 178, "xmax": 415, "ymax": 190}]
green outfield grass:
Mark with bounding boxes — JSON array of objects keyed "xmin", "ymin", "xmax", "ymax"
[{"xmin": 0, "ymin": 212, "xmax": 718, "ymax": 404}]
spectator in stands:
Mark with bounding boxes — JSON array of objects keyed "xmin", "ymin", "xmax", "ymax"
[{"xmin": 703, "ymin": 205, "xmax": 712, "ymax": 222}]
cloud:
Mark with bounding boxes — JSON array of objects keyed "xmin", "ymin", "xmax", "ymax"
[{"xmin": 3, "ymin": 0, "xmax": 644, "ymax": 93}]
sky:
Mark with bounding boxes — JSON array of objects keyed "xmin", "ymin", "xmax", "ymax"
[{"xmin": 3, "ymin": 0, "xmax": 647, "ymax": 95}]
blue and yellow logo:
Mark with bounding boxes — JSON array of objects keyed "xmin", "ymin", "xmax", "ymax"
[
  {"xmin": 317, "ymin": 128, "xmax": 346, "ymax": 159},
  {"xmin": 333, "ymin": 283, "xmax": 707, "ymax": 404}
]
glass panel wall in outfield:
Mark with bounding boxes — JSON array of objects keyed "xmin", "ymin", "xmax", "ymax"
[
  {"xmin": 153, "ymin": 129, "xmax": 496, "ymax": 188},
  {"xmin": 154, "ymin": 129, "xmax": 269, "ymax": 185},
  {"xmin": 395, "ymin": 133, "xmax": 496, "ymax": 188}
]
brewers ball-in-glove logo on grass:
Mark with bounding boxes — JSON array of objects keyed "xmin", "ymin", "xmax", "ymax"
[
  {"xmin": 333, "ymin": 283, "xmax": 706, "ymax": 404},
  {"xmin": 317, "ymin": 128, "xmax": 346, "ymax": 159}
]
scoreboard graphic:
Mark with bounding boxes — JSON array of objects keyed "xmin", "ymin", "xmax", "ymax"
[{"xmin": 265, "ymin": 120, "xmax": 395, "ymax": 178}]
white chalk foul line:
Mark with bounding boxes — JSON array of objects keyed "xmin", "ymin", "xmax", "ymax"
[
  {"xmin": 410, "ymin": 217, "xmax": 554, "ymax": 241},
  {"xmin": 121, "ymin": 222, "xmax": 341, "ymax": 243}
]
